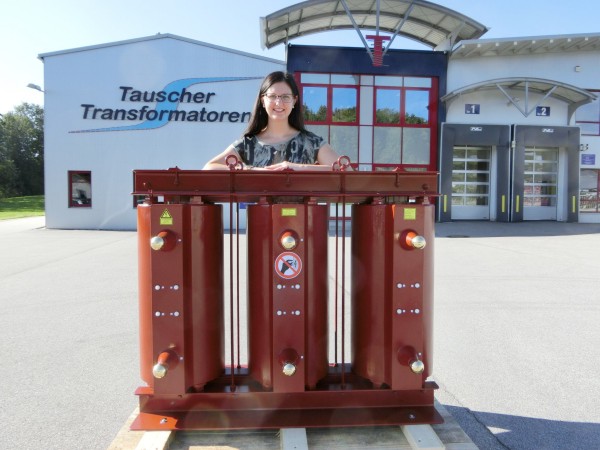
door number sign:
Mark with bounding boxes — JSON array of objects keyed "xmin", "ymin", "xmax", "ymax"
[{"xmin": 275, "ymin": 252, "xmax": 302, "ymax": 279}]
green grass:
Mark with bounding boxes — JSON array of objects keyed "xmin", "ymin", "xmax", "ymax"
[{"xmin": 0, "ymin": 195, "xmax": 45, "ymax": 220}]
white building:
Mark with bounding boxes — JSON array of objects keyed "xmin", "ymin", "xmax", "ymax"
[
  {"xmin": 40, "ymin": 34, "xmax": 284, "ymax": 229},
  {"xmin": 39, "ymin": 2, "xmax": 600, "ymax": 229},
  {"xmin": 441, "ymin": 35, "xmax": 600, "ymax": 222}
]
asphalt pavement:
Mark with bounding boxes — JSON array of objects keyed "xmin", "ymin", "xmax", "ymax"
[{"xmin": 1, "ymin": 216, "xmax": 599, "ymax": 450}]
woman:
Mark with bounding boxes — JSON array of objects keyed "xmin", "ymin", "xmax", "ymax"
[{"xmin": 203, "ymin": 71, "xmax": 342, "ymax": 171}]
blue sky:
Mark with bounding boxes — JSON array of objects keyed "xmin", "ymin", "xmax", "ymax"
[{"xmin": 1, "ymin": 0, "xmax": 598, "ymax": 114}]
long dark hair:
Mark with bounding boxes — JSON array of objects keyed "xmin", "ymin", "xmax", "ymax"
[{"xmin": 243, "ymin": 71, "xmax": 307, "ymax": 137}]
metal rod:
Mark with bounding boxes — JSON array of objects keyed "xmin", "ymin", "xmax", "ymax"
[
  {"xmin": 236, "ymin": 201, "xmax": 241, "ymax": 369},
  {"xmin": 383, "ymin": 1, "xmax": 416, "ymax": 56},
  {"xmin": 334, "ymin": 202, "xmax": 339, "ymax": 365},
  {"xmin": 229, "ymin": 199, "xmax": 235, "ymax": 388},
  {"xmin": 341, "ymin": 195, "xmax": 347, "ymax": 387},
  {"xmin": 340, "ymin": 0, "xmax": 374, "ymax": 62}
]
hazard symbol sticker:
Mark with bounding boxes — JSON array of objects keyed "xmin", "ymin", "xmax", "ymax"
[
  {"xmin": 160, "ymin": 209, "xmax": 173, "ymax": 225},
  {"xmin": 275, "ymin": 252, "xmax": 302, "ymax": 279}
]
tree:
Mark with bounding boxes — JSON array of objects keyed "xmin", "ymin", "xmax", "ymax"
[{"xmin": 0, "ymin": 103, "xmax": 44, "ymax": 198}]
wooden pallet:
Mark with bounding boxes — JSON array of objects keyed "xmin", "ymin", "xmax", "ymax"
[{"xmin": 107, "ymin": 402, "xmax": 478, "ymax": 450}]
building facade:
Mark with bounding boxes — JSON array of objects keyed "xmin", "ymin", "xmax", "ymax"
[
  {"xmin": 39, "ymin": 5, "xmax": 600, "ymax": 229},
  {"xmin": 41, "ymin": 34, "xmax": 284, "ymax": 229}
]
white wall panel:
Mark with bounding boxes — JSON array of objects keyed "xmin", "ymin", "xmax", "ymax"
[{"xmin": 43, "ymin": 35, "xmax": 284, "ymax": 229}]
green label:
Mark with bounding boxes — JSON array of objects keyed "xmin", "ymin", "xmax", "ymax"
[{"xmin": 404, "ymin": 208, "xmax": 417, "ymax": 220}]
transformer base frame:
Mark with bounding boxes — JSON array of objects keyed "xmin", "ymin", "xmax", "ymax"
[{"xmin": 132, "ymin": 367, "xmax": 442, "ymax": 430}]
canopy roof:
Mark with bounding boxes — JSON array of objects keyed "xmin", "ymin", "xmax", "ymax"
[
  {"xmin": 451, "ymin": 33, "xmax": 600, "ymax": 59},
  {"xmin": 260, "ymin": 0, "xmax": 488, "ymax": 52},
  {"xmin": 441, "ymin": 77, "xmax": 597, "ymax": 121}
]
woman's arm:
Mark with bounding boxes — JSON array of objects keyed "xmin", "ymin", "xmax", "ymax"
[
  {"xmin": 204, "ymin": 143, "xmax": 349, "ymax": 171},
  {"xmin": 317, "ymin": 143, "xmax": 342, "ymax": 168},
  {"xmin": 263, "ymin": 143, "xmax": 348, "ymax": 171}
]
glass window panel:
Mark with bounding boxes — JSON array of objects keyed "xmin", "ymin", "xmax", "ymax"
[
  {"xmin": 525, "ymin": 150, "xmax": 535, "ymax": 160},
  {"xmin": 466, "ymin": 161, "xmax": 488, "ymax": 171},
  {"xmin": 466, "ymin": 196, "xmax": 488, "ymax": 206},
  {"xmin": 301, "ymin": 73, "xmax": 329, "ymax": 84},
  {"xmin": 374, "ymin": 127, "xmax": 401, "ymax": 164},
  {"xmin": 539, "ymin": 186, "xmax": 557, "ymax": 196},
  {"xmin": 404, "ymin": 77, "xmax": 432, "ymax": 88},
  {"xmin": 579, "ymin": 122, "xmax": 600, "ymax": 135},
  {"xmin": 539, "ymin": 151, "xmax": 558, "ymax": 161},
  {"xmin": 375, "ymin": 76, "xmax": 403, "ymax": 86},
  {"xmin": 453, "ymin": 148, "xmax": 466, "ymax": 159},
  {"xmin": 402, "ymin": 128, "xmax": 430, "ymax": 164},
  {"xmin": 331, "ymin": 74, "xmax": 359, "ymax": 85},
  {"xmin": 524, "ymin": 174, "xmax": 534, "ymax": 183},
  {"xmin": 465, "ymin": 184, "xmax": 489, "ymax": 194},
  {"xmin": 536, "ymin": 162, "xmax": 557, "ymax": 172},
  {"xmin": 575, "ymin": 99, "xmax": 599, "ymax": 122},
  {"xmin": 376, "ymin": 89, "xmax": 400, "ymax": 123},
  {"xmin": 532, "ymin": 174, "xmax": 554, "ymax": 184},
  {"xmin": 538, "ymin": 173, "xmax": 557, "ymax": 184},
  {"xmin": 70, "ymin": 172, "xmax": 92, "ymax": 207},
  {"xmin": 580, "ymin": 199, "xmax": 598, "ymax": 212},
  {"xmin": 580, "ymin": 169, "xmax": 599, "ymax": 189},
  {"xmin": 306, "ymin": 124, "xmax": 329, "ymax": 143},
  {"xmin": 332, "ymin": 88, "xmax": 357, "ymax": 123},
  {"xmin": 580, "ymin": 166, "xmax": 599, "ymax": 211},
  {"xmin": 464, "ymin": 196, "xmax": 487, "ymax": 206},
  {"xmin": 540, "ymin": 197, "xmax": 557, "ymax": 206},
  {"xmin": 466, "ymin": 173, "xmax": 489, "ymax": 183},
  {"xmin": 452, "ymin": 161, "xmax": 465, "ymax": 171},
  {"xmin": 524, "ymin": 196, "xmax": 556, "ymax": 207},
  {"xmin": 451, "ymin": 196, "xmax": 464, "ymax": 205},
  {"xmin": 330, "ymin": 125, "xmax": 358, "ymax": 163},
  {"xmin": 452, "ymin": 173, "xmax": 465, "ymax": 182},
  {"xmin": 452, "ymin": 183, "xmax": 466, "ymax": 194},
  {"xmin": 303, "ymin": 86, "xmax": 328, "ymax": 122},
  {"xmin": 467, "ymin": 148, "xmax": 490, "ymax": 160},
  {"xmin": 405, "ymin": 90, "xmax": 429, "ymax": 124}
]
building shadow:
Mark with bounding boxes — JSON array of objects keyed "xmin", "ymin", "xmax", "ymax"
[
  {"xmin": 436, "ymin": 221, "xmax": 600, "ymax": 238},
  {"xmin": 442, "ymin": 404, "xmax": 600, "ymax": 450}
]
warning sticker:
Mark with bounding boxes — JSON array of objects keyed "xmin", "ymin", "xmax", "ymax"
[
  {"xmin": 403, "ymin": 207, "xmax": 417, "ymax": 220},
  {"xmin": 281, "ymin": 207, "xmax": 297, "ymax": 217},
  {"xmin": 275, "ymin": 252, "xmax": 302, "ymax": 279},
  {"xmin": 160, "ymin": 209, "xmax": 173, "ymax": 225}
]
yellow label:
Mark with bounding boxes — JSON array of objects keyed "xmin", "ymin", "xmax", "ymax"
[
  {"xmin": 404, "ymin": 207, "xmax": 417, "ymax": 220},
  {"xmin": 281, "ymin": 208, "xmax": 297, "ymax": 217},
  {"xmin": 160, "ymin": 209, "xmax": 173, "ymax": 225}
]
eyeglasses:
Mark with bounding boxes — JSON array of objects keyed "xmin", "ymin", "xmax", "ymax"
[{"xmin": 263, "ymin": 93, "xmax": 295, "ymax": 103}]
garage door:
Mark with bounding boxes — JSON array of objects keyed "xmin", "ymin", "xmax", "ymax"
[
  {"xmin": 451, "ymin": 145, "xmax": 491, "ymax": 220},
  {"xmin": 523, "ymin": 147, "xmax": 558, "ymax": 221}
]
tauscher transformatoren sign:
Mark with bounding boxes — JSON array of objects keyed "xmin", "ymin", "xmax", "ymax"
[{"xmin": 71, "ymin": 76, "xmax": 260, "ymax": 133}]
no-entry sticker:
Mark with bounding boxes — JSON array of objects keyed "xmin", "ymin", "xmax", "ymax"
[{"xmin": 275, "ymin": 252, "xmax": 302, "ymax": 279}]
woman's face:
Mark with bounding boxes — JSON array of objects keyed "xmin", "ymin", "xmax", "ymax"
[{"xmin": 261, "ymin": 81, "xmax": 297, "ymax": 123}]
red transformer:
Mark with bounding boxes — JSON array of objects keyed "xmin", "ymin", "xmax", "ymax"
[{"xmin": 132, "ymin": 162, "xmax": 440, "ymax": 430}]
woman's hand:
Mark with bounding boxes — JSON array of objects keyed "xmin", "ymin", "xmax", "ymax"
[{"xmin": 264, "ymin": 161, "xmax": 297, "ymax": 171}]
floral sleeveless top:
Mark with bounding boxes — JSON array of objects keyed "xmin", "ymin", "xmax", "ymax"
[{"xmin": 232, "ymin": 131, "xmax": 324, "ymax": 167}]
